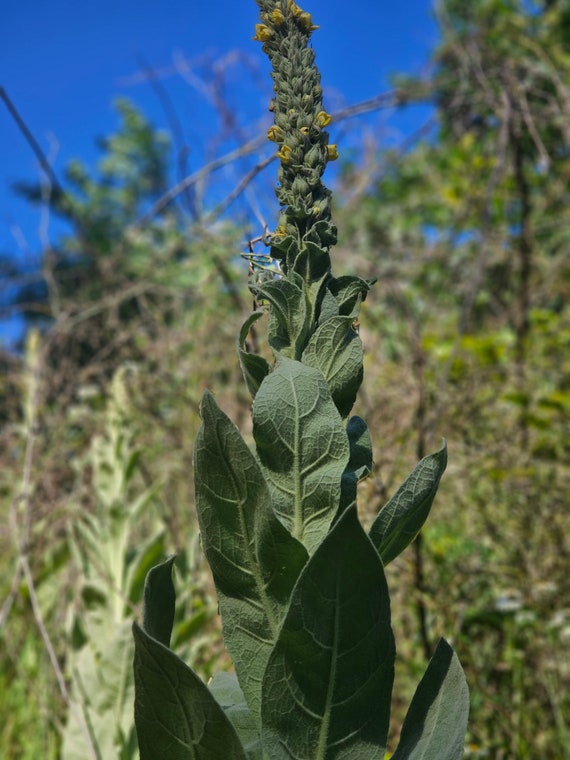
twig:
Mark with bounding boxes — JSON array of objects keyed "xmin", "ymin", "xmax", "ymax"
[
  {"xmin": 0, "ymin": 87, "xmax": 67, "ymax": 206},
  {"xmin": 134, "ymin": 87, "xmax": 432, "ymax": 228},
  {"xmin": 133, "ymin": 133, "xmax": 268, "ymax": 226},
  {"xmin": 136, "ymin": 55, "xmax": 196, "ymax": 218},
  {"xmin": 205, "ymin": 152, "xmax": 276, "ymax": 222}
]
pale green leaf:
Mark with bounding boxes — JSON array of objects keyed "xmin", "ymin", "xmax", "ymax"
[{"xmin": 252, "ymin": 357, "xmax": 350, "ymax": 553}]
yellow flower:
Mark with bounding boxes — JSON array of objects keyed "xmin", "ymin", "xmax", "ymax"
[
  {"xmin": 315, "ymin": 110, "xmax": 332, "ymax": 128},
  {"xmin": 299, "ymin": 126, "xmax": 310, "ymax": 136},
  {"xmin": 276, "ymin": 144, "xmax": 293, "ymax": 163},
  {"xmin": 299, "ymin": 12, "xmax": 319, "ymax": 32},
  {"xmin": 272, "ymin": 225, "xmax": 289, "ymax": 240},
  {"xmin": 288, "ymin": 1, "xmax": 303, "ymax": 17},
  {"xmin": 327, "ymin": 144, "xmax": 339, "ymax": 161},
  {"xmin": 252, "ymin": 24, "xmax": 273, "ymax": 42},
  {"xmin": 267, "ymin": 125, "xmax": 283, "ymax": 142},
  {"xmin": 271, "ymin": 9, "xmax": 286, "ymax": 25}
]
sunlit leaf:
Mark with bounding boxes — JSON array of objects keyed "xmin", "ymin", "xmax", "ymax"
[
  {"xmin": 302, "ymin": 316, "xmax": 363, "ymax": 418},
  {"xmin": 252, "ymin": 357, "xmax": 350, "ymax": 553}
]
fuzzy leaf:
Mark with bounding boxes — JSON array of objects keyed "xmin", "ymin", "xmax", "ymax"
[
  {"xmin": 253, "ymin": 357, "xmax": 350, "ymax": 553},
  {"xmin": 317, "ymin": 286, "xmax": 340, "ymax": 324},
  {"xmin": 249, "ymin": 278, "xmax": 308, "ymax": 358},
  {"xmin": 392, "ymin": 638, "xmax": 469, "ymax": 760},
  {"xmin": 302, "ymin": 316, "xmax": 363, "ymax": 417},
  {"xmin": 194, "ymin": 390, "xmax": 308, "ymax": 719},
  {"xmin": 340, "ymin": 416, "xmax": 373, "ymax": 512},
  {"xmin": 142, "ymin": 554, "xmax": 176, "ymax": 648},
  {"xmin": 237, "ymin": 311, "xmax": 271, "ymax": 398},
  {"xmin": 261, "ymin": 505, "xmax": 395, "ymax": 759},
  {"xmin": 287, "ymin": 240, "xmax": 331, "ymax": 284},
  {"xmin": 133, "ymin": 622, "xmax": 247, "ymax": 760},
  {"xmin": 328, "ymin": 275, "xmax": 375, "ymax": 318},
  {"xmin": 369, "ymin": 442, "xmax": 447, "ymax": 565},
  {"xmin": 209, "ymin": 672, "xmax": 263, "ymax": 760}
]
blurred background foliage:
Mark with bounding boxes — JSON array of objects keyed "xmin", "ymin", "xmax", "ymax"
[{"xmin": 1, "ymin": 0, "xmax": 569, "ymax": 757}]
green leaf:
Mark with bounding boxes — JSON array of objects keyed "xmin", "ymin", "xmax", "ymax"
[
  {"xmin": 194, "ymin": 390, "xmax": 308, "ymax": 719},
  {"xmin": 327, "ymin": 275, "xmax": 375, "ymax": 318},
  {"xmin": 142, "ymin": 555, "xmax": 176, "ymax": 648},
  {"xmin": 287, "ymin": 240, "xmax": 331, "ymax": 284},
  {"xmin": 209, "ymin": 672, "xmax": 263, "ymax": 760},
  {"xmin": 252, "ymin": 357, "xmax": 350, "ymax": 553},
  {"xmin": 392, "ymin": 638, "xmax": 469, "ymax": 760},
  {"xmin": 133, "ymin": 622, "xmax": 247, "ymax": 760},
  {"xmin": 317, "ymin": 286, "xmax": 340, "ymax": 324},
  {"xmin": 237, "ymin": 311, "xmax": 271, "ymax": 398},
  {"xmin": 249, "ymin": 278, "xmax": 308, "ymax": 359},
  {"xmin": 261, "ymin": 505, "xmax": 395, "ymax": 759},
  {"xmin": 369, "ymin": 442, "xmax": 447, "ymax": 565},
  {"xmin": 340, "ymin": 416, "xmax": 373, "ymax": 512},
  {"xmin": 302, "ymin": 316, "xmax": 363, "ymax": 418}
]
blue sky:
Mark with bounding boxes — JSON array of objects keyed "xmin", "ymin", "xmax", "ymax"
[{"xmin": 1, "ymin": 0, "xmax": 439, "ymax": 345}]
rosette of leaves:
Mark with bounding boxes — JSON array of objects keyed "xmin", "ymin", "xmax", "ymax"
[{"xmin": 132, "ymin": 2, "xmax": 469, "ymax": 758}]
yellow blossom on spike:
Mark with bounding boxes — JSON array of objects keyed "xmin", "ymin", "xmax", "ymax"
[
  {"xmin": 276, "ymin": 144, "xmax": 293, "ymax": 163},
  {"xmin": 315, "ymin": 110, "xmax": 332, "ymax": 127},
  {"xmin": 271, "ymin": 9, "xmax": 286, "ymax": 25},
  {"xmin": 299, "ymin": 126, "xmax": 310, "ymax": 136},
  {"xmin": 327, "ymin": 144, "xmax": 339, "ymax": 161},
  {"xmin": 253, "ymin": 24, "xmax": 273, "ymax": 42},
  {"xmin": 299, "ymin": 12, "xmax": 319, "ymax": 32},
  {"xmin": 288, "ymin": 1, "xmax": 303, "ymax": 18},
  {"xmin": 267, "ymin": 125, "xmax": 282, "ymax": 142}
]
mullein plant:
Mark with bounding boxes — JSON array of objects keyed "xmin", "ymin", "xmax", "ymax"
[{"xmin": 132, "ymin": 2, "xmax": 469, "ymax": 758}]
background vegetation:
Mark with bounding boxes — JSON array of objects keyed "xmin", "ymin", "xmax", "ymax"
[{"xmin": 1, "ymin": 0, "xmax": 569, "ymax": 757}]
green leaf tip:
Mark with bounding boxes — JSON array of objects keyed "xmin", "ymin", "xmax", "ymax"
[
  {"xmin": 133, "ymin": 622, "xmax": 247, "ymax": 760},
  {"xmin": 392, "ymin": 638, "xmax": 469, "ymax": 760},
  {"xmin": 142, "ymin": 554, "xmax": 176, "ymax": 648},
  {"xmin": 370, "ymin": 442, "xmax": 448, "ymax": 565}
]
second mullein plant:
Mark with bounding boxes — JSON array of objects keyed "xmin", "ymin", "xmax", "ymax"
[{"xmin": 132, "ymin": 2, "xmax": 470, "ymax": 758}]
